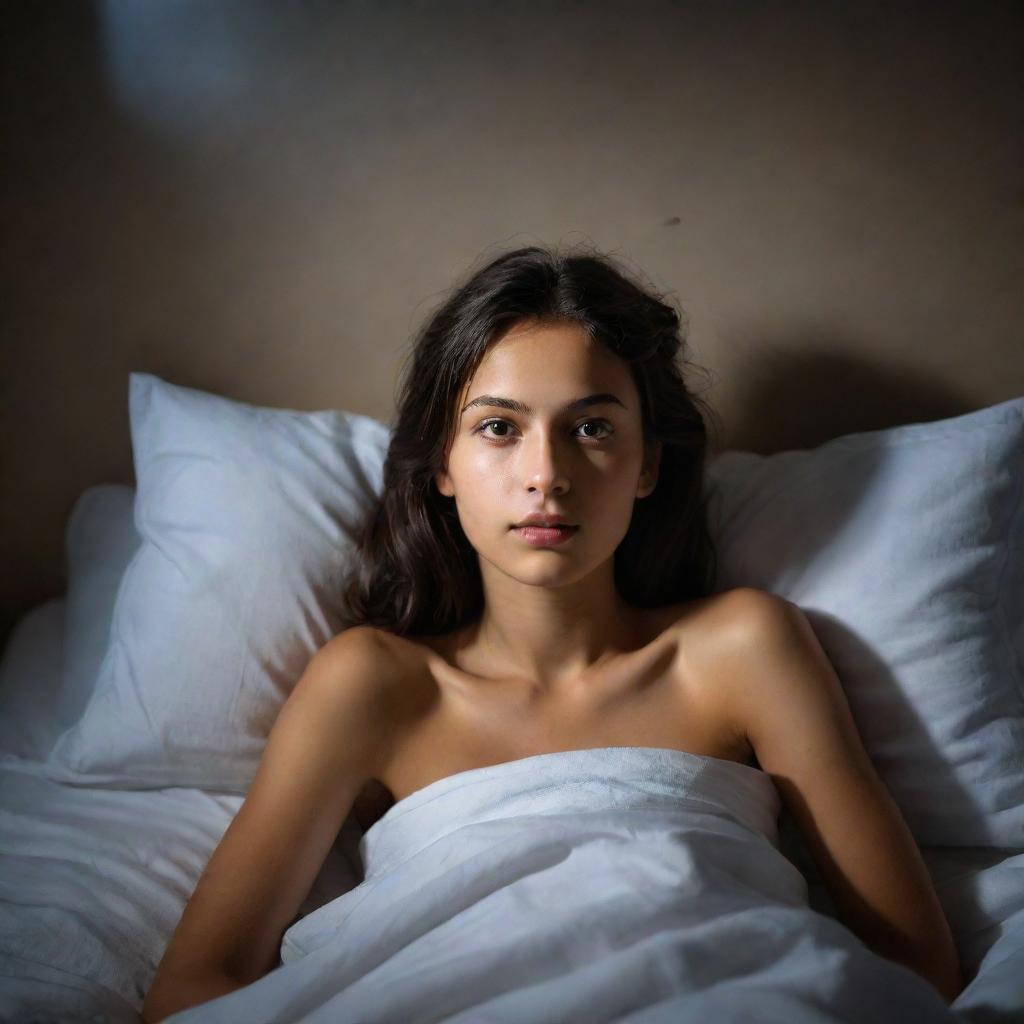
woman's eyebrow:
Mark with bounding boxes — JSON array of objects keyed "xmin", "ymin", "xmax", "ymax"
[{"xmin": 461, "ymin": 393, "xmax": 626, "ymax": 416}]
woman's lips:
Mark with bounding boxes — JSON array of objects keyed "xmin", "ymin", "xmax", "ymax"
[{"xmin": 512, "ymin": 525, "xmax": 579, "ymax": 547}]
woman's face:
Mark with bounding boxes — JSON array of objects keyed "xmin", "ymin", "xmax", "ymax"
[{"xmin": 435, "ymin": 317, "xmax": 661, "ymax": 587}]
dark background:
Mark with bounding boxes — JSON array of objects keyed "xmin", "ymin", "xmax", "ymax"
[{"xmin": 2, "ymin": 0, "xmax": 1022, "ymax": 649}]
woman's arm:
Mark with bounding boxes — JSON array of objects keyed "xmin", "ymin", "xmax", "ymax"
[
  {"xmin": 710, "ymin": 588, "xmax": 964, "ymax": 1004},
  {"xmin": 142, "ymin": 625, "xmax": 400, "ymax": 1023}
]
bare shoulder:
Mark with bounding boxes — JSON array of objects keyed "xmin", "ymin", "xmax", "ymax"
[
  {"xmin": 318, "ymin": 623, "xmax": 438, "ymax": 742},
  {"xmin": 661, "ymin": 586, "xmax": 798, "ymax": 656},
  {"xmin": 662, "ymin": 588, "xmax": 803, "ymax": 758},
  {"xmin": 308, "ymin": 626, "xmax": 415, "ymax": 739},
  {"xmin": 322, "ymin": 622, "xmax": 393, "ymax": 653},
  {"xmin": 697, "ymin": 586, "xmax": 801, "ymax": 640},
  {"xmin": 318, "ymin": 624, "xmax": 406, "ymax": 679},
  {"xmin": 703, "ymin": 585, "xmax": 795, "ymax": 623}
]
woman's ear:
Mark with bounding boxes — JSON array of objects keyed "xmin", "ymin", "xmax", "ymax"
[
  {"xmin": 636, "ymin": 439, "xmax": 662, "ymax": 499},
  {"xmin": 435, "ymin": 468, "xmax": 455, "ymax": 497}
]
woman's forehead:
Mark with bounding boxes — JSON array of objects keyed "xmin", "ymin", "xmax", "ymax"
[{"xmin": 462, "ymin": 324, "xmax": 631, "ymax": 403}]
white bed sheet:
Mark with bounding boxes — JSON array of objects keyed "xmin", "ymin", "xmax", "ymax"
[
  {"xmin": 0, "ymin": 756, "xmax": 366, "ymax": 1024},
  {"xmin": 0, "ymin": 766, "xmax": 241, "ymax": 1022},
  {"xmin": 0, "ymin": 600, "xmax": 1022, "ymax": 1022}
]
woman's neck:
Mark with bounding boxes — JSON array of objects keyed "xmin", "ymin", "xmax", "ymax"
[{"xmin": 465, "ymin": 576, "xmax": 640, "ymax": 691}]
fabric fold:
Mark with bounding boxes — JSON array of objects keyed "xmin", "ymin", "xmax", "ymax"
[{"xmin": 164, "ymin": 745, "xmax": 960, "ymax": 1024}]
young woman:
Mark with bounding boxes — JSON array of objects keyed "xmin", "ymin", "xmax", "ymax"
[{"xmin": 142, "ymin": 244, "xmax": 962, "ymax": 1022}]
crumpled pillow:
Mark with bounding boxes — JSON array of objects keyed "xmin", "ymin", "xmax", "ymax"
[
  {"xmin": 60, "ymin": 484, "xmax": 141, "ymax": 731},
  {"xmin": 705, "ymin": 396, "xmax": 1024, "ymax": 848},
  {"xmin": 44, "ymin": 372, "xmax": 390, "ymax": 792}
]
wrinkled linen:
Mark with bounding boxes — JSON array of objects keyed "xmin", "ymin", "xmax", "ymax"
[{"xmin": 163, "ymin": 745, "xmax": 961, "ymax": 1023}]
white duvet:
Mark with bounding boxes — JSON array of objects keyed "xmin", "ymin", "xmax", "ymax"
[
  {"xmin": 3, "ymin": 605, "xmax": 1023, "ymax": 1022},
  {"xmin": 158, "ymin": 745, "xmax": 973, "ymax": 1024}
]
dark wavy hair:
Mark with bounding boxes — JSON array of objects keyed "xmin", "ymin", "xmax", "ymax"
[{"xmin": 341, "ymin": 242, "xmax": 721, "ymax": 636}]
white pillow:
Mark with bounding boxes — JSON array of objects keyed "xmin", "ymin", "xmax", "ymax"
[
  {"xmin": 60, "ymin": 484, "xmax": 141, "ymax": 729},
  {"xmin": 0, "ymin": 486, "xmax": 138, "ymax": 764},
  {"xmin": 38, "ymin": 371, "xmax": 1024, "ymax": 853},
  {"xmin": 0, "ymin": 599, "xmax": 66, "ymax": 761},
  {"xmin": 705, "ymin": 396, "xmax": 1024, "ymax": 848},
  {"xmin": 45, "ymin": 373, "xmax": 391, "ymax": 792}
]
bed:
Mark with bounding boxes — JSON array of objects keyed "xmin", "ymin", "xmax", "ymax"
[{"xmin": 0, "ymin": 372, "xmax": 1021, "ymax": 1022}]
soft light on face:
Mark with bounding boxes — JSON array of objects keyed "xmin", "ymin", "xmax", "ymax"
[{"xmin": 434, "ymin": 318, "xmax": 661, "ymax": 588}]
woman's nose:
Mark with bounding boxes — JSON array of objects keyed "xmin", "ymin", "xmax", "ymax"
[{"xmin": 522, "ymin": 431, "xmax": 570, "ymax": 495}]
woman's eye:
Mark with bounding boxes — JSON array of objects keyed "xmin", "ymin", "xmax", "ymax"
[
  {"xmin": 576, "ymin": 420, "xmax": 612, "ymax": 439},
  {"xmin": 475, "ymin": 419, "xmax": 612, "ymax": 441},
  {"xmin": 478, "ymin": 419, "xmax": 513, "ymax": 439}
]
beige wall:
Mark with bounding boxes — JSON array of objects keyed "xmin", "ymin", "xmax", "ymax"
[{"xmin": 2, "ymin": 0, "xmax": 1022, "ymax": 647}]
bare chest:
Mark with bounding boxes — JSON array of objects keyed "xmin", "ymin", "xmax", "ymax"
[{"xmin": 353, "ymin": 613, "xmax": 754, "ymax": 827}]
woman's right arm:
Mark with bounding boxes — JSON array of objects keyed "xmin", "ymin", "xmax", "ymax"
[{"xmin": 141, "ymin": 625, "xmax": 399, "ymax": 1024}]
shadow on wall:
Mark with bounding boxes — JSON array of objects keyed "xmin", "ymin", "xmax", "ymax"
[{"xmin": 717, "ymin": 343, "xmax": 975, "ymax": 457}]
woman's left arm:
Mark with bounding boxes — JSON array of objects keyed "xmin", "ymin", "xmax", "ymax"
[{"xmin": 715, "ymin": 588, "xmax": 964, "ymax": 1004}]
